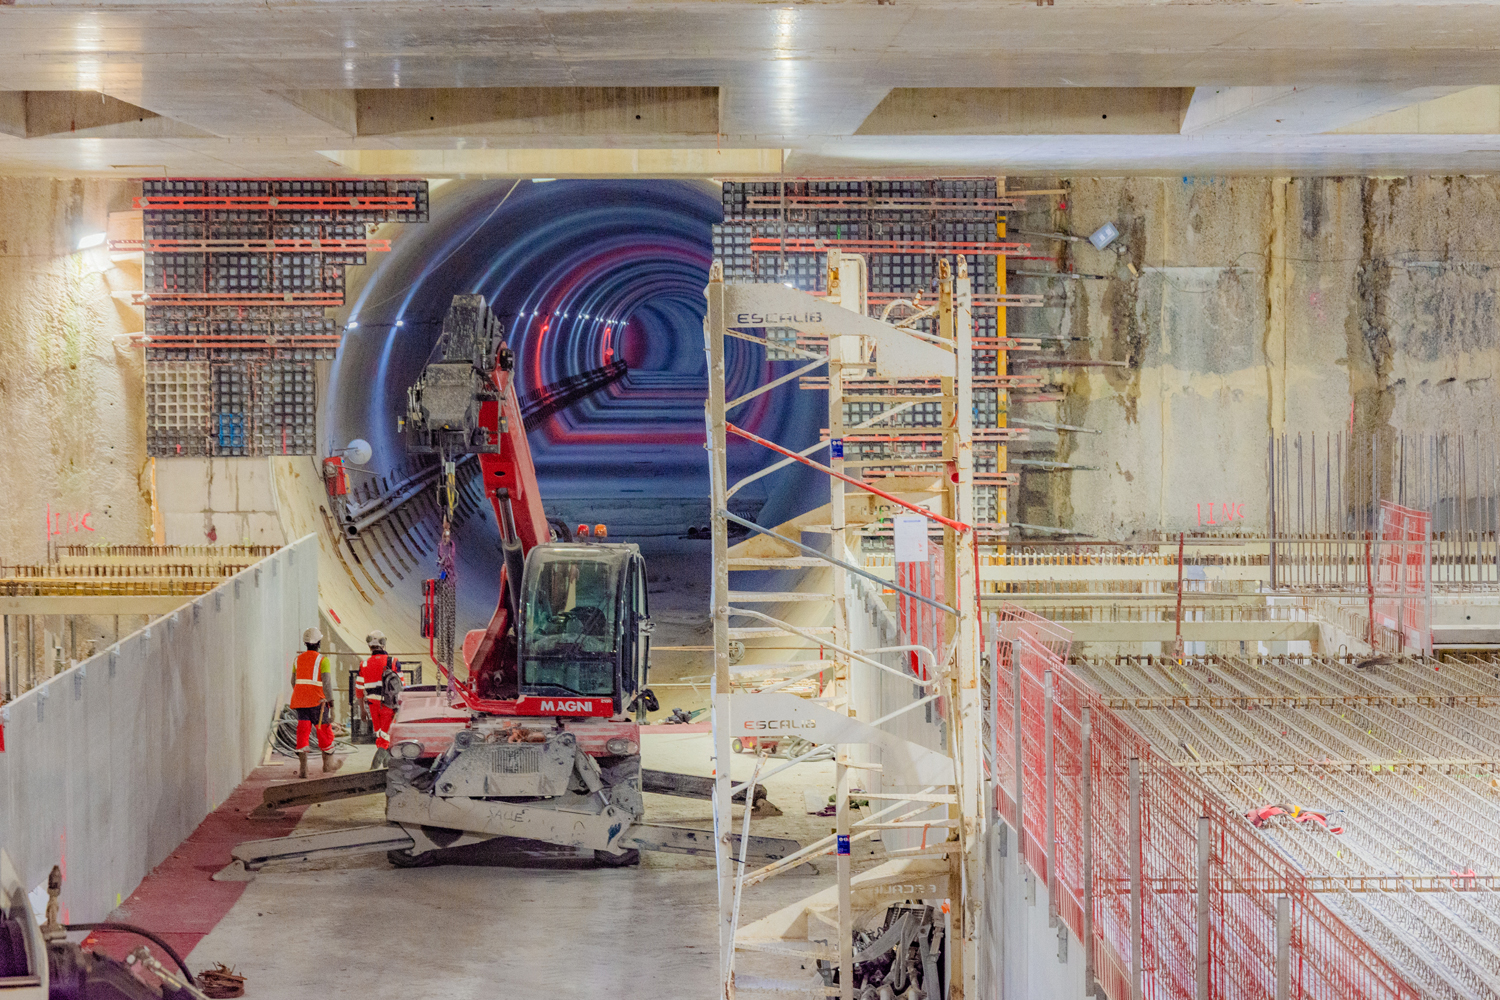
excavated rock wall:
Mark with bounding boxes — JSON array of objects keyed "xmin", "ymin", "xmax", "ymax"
[
  {"xmin": 1006, "ymin": 175, "xmax": 1500, "ymax": 538},
  {"xmin": 0, "ymin": 178, "xmax": 147, "ymax": 564}
]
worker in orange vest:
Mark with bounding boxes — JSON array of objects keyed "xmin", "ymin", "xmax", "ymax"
[
  {"xmin": 290, "ymin": 627, "xmax": 343, "ymax": 778},
  {"xmin": 358, "ymin": 630, "xmax": 400, "ymax": 768}
]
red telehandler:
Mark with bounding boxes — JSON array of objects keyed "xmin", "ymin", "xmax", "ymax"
[{"xmin": 227, "ymin": 295, "xmax": 789, "ymax": 873}]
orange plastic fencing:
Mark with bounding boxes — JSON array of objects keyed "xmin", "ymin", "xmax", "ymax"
[{"xmin": 990, "ymin": 603, "xmax": 1420, "ymax": 1000}]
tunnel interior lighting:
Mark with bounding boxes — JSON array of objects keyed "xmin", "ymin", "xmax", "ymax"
[{"xmin": 76, "ymin": 232, "xmax": 107, "ymax": 250}]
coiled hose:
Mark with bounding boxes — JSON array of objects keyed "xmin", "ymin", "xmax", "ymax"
[{"xmin": 269, "ymin": 707, "xmax": 356, "ymax": 758}]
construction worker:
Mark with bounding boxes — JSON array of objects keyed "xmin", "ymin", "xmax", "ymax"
[
  {"xmin": 358, "ymin": 630, "xmax": 400, "ymax": 768},
  {"xmin": 290, "ymin": 626, "xmax": 343, "ymax": 778}
]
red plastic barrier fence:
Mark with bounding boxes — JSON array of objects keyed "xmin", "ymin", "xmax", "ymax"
[
  {"xmin": 1375, "ymin": 500, "xmax": 1431, "ymax": 653},
  {"xmin": 897, "ymin": 550, "xmax": 944, "ymax": 679}
]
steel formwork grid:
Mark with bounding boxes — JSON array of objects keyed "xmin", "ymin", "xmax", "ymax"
[
  {"xmin": 1068, "ymin": 650, "xmax": 1500, "ymax": 999},
  {"xmin": 141, "ymin": 178, "xmax": 426, "ymax": 454},
  {"xmin": 996, "ymin": 618, "xmax": 1429, "ymax": 1000},
  {"xmin": 145, "ymin": 360, "xmax": 211, "ymax": 456},
  {"xmin": 716, "ymin": 179, "xmax": 1018, "ymax": 536}
]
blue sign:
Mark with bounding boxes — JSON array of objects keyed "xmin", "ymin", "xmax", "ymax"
[
  {"xmin": 830, "ymin": 438, "xmax": 844, "ymax": 459},
  {"xmin": 836, "ymin": 835, "xmax": 850, "ymax": 856}
]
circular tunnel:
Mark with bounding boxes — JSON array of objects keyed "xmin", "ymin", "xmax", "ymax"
[{"xmin": 325, "ymin": 179, "xmax": 824, "ymax": 628}]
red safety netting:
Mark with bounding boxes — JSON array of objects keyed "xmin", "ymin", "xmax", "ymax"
[
  {"xmin": 897, "ymin": 550, "xmax": 944, "ymax": 679},
  {"xmin": 1376, "ymin": 500, "xmax": 1431, "ymax": 654},
  {"xmin": 992, "ymin": 611, "xmax": 1421, "ymax": 1000}
]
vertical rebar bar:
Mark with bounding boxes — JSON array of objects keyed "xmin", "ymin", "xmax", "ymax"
[
  {"xmin": 1461, "ymin": 435, "xmax": 1469, "ymax": 585},
  {"xmin": 1297, "ymin": 432, "xmax": 1304, "ymax": 536},
  {"xmin": 1044, "ymin": 669, "xmax": 1056, "ymax": 923},
  {"xmin": 1196, "ymin": 815, "xmax": 1211, "ymax": 1000},
  {"xmin": 1129, "ymin": 757, "xmax": 1143, "ymax": 1000},
  {"xmin": 1311, "ymin": 433, "xmax": 1318, "ymax": 536},
  {"xmin": 1013, "ymin": 639, "xmax": 1023, "ymax": 855},
  {"xmin": 1081, "ymin": 707, "xmax": 1094, "ymax": 995}
]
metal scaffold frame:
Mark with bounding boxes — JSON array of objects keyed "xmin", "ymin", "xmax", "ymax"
[{"xmin": 704, "ymin": 249, "xmax": 990, "ymax": 999}]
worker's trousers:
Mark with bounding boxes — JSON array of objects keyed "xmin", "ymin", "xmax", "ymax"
[
  {"xmin": 294, "ymin": 703, "xmax": 335, "ymax": 753},
  {"xmin": 367, "ymin": 700, "xmax": 395, "ymax": 750}
]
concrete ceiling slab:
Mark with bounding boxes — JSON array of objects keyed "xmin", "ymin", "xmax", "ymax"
[
  {"xmin": 1, "ymin": 1, "xmax": 1500, "ymax": 175},
  {"xmin": 857, "ymin": 89, "xmax": 1192, "ymax": 136}
]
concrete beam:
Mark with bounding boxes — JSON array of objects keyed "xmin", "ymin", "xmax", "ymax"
[
  {"xmin": 320, "ymin": 146, "xmax": 782, "ymax": 178},
  {"xmin": 2, "ymin": 596, "xmax": 193, "ymax": 615},
  {"xmin": 856, "ymin": 88, "xmax": 1191, "ymax": 136},
  {"xmin": 1334, "ymin": 86, "xmax": 1500, "ymax": 134},
  {"xmin": 1064, "ymin": 621, "xmax": 1320, "ymax": 643},
  {"xmin": 1180, "ymin": 85, "xmax": 1469, "ymax": 135},
  {"xmin": 275, "ymin": 89, "xmax": 358, "ymax": 137},
  {"xmin": 18, "ymin": 91, "xmax": 211, "ymax": 139},
  {"xmin": 0, "ymin": 91, "xmax": 23, "ymax": 138},
  {"xmin": 352, "ymin": 87, "xmax": 719, "ymax": 138}
]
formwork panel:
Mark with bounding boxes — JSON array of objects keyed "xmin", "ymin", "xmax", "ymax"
[
  {"xmin": 141, "ymin": 178, "xmax": 427, "ymax": 455},
  {"xmin": 145, "ymin": 360, "xmax": 211, "ymax": 456}
]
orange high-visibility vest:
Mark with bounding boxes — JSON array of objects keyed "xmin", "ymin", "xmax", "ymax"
[
  {"xmin": 290, "ymin": 650, "xmax": 327, "ymax": 708},
  {"xmin": 358, "ymin": 653, "xmax": 390, "ymax": 703}
]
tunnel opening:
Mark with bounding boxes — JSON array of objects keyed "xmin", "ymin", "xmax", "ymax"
[{"xmin": 326, "ymin": 178, "xmax": 823, "ymax": 632}]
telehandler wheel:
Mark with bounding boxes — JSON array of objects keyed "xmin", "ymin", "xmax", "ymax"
[
  {"xmin": 731, "ymin": 738, "xmax": 744, "ymax": 754},
  {"xmin": 387, "ymin": 848, "xmax": 438, "ymax": 868},
  {"xmin": 594, "ymin": 848, "xmax": 641, "ymax": 868}
]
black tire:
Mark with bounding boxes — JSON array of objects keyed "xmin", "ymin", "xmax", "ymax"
[
  {"xmin": 387, "ymin": 848, "xmax": 438, "ymax": 869},
  {"xmin": 594, "ymin": 849, "xmax": 641, "ymax": 868},
  {"xmin": 731, "ymin": 738, "xmax": 744, "ymax": 754}
]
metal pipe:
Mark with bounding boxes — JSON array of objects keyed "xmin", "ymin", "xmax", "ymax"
[
  {"xmin": 726, "ymin": 401, "xmax": 918, "ymax": 499},
  {"xmin": 721, "ymin": 510, "xmax": 957, "ymax": 615},
  {"xmin": 724, "ymin": 608, "xmax": 942, "ymax": 692},
  {"xmin": 837, "ymin": 757, "xmax": 852, "ymax": 1000},
  {"xmin": 494, "ymin": 489, "xmax": 525, "ymax": 627},
  {"xmin": 1129, "ymin": 757, "xmax": 1143, "ymax": 1000},
  {"xmin": 724, "ymin": 422, "xmax": 973, "ymax": 533}
]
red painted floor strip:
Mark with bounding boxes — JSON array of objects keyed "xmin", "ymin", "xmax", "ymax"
[{"xmin": 81, "ymin": 757, "xmax": 311, "ymax": 964}]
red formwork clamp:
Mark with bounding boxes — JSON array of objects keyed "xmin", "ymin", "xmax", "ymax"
[{"xmin": 322, "ymin": 456, "xmax": 349, "ymax": 497}]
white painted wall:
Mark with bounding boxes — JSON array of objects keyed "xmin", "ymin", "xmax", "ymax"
[
  {"xmin": 984, "ymin": 817, "xmax": 1089, "ymax": 999},
  {"xmin": 0, "ymin": 536, "xmax": 316, "ymax": 922}
]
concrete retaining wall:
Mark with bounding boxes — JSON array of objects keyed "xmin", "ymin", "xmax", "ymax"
[{"xmin": 0, "ymin": 535, "xmax": 316, "ymax": 921}]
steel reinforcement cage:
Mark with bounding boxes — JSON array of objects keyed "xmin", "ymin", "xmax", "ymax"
[{"xmin": 988, "ymin": 604, "xmax": 1420, "ymax": 1000}]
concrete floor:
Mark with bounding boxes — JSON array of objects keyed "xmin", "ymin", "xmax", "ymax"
[
  {"xmin": 180, "ymin": 736, "xmax": 845, "ymax": 998},
  {"xmin": 123, "ymin": 560, "xmax": 870, "ymax": 998}
]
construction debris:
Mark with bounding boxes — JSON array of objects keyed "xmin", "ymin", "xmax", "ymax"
[{"xmin": 197, "ymin": 963, "xmax": 247, "ymax": 998}]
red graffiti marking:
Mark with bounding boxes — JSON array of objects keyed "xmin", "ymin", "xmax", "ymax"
[
  {"xmin": 46, "ymin": 504, "xmax": 96, "ymax": 537},
  {"xmin": 1196, "ymin": 502, "xmax": 1246, "ymax": 527}
]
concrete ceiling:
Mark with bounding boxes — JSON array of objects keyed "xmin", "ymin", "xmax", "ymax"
[{"xmin": 4, "ymin": 0, "xmax": 1500, "ymax": 177}]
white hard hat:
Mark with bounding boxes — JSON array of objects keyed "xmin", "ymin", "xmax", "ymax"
[
  {"xmin": 365, "ymin": 630, "xmax": 387, "ymax": 648},
  {"xmin": 303, "ymin": 627, "xmax": 323, "ymax": 645}
]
